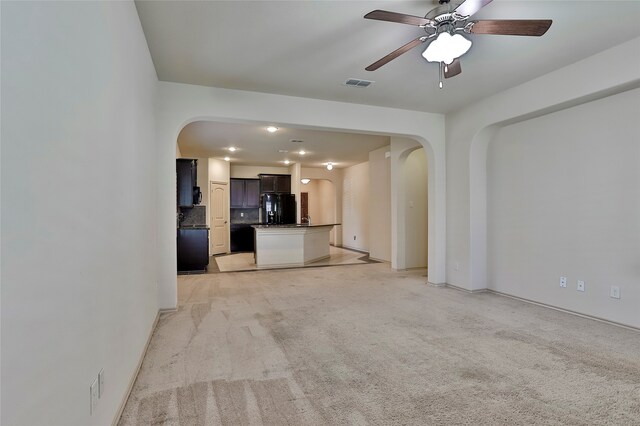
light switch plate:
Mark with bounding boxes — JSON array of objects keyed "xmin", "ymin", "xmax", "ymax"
[
  {"xmin": 90, "ymin": 378, "xmax": 98, "ymax": 415},
  {"xmin": 98, "ymin": 369, "xmax": 104, "ymax": 398},
  {"xmin": 560, "ymin": 277, "xmax": 567, "ymax": 288},
  {"xmin": 577, "ymin": 280, "xmax": 585, "ymax": 292},
  {"xmin": 610, "ymin": 286, "xmax": 620, "ymax": 299}
]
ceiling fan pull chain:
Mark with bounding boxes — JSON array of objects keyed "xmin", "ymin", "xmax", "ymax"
[{"xmin": 439, "ymin": 62, "xmax": 444, "ymax": 89}]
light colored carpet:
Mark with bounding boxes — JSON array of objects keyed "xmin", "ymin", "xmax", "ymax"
[
  {"xmin": 119, "ymin": 263, "xmax": 640, "ymax": 425},
  {"xmin": 214, "ymin": 245, "xmax": 370, "ymax": 272}
]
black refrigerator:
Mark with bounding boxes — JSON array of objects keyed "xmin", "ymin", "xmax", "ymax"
[{"xmin": 261, "ymin": 193, "xmax": 296, "ymax": 224}]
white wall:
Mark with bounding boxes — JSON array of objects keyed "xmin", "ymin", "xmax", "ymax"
[
  {"xmin": 404, "ymin": 149, "xmax": 428, "ymax": 268},
  {"xmin": 342, "ymin": 162, "xmax": 370, "ymax": 252},
  {"xmin": 487, "ymin": 89, "xmax": 640, "ymax": 328},
  {"xmin": 1, "ymin": 2, "xmax": 158, "ymax": 425},
  {"xmin": 446, "ymin": 37, "xmax": 640, "ymax": 292},
  {"xmin": 368, "ymin": 146, "xmax": 391, "ymax": 262}
]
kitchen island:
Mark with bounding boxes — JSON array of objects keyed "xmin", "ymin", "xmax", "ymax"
[{"xmin": 252, "ymin": 224, "xmax": 339, "ymax": 268}]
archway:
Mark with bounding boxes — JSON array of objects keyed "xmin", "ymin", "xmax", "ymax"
[{"xmin": 155, "ymin": 85, "xmax": 446, "ymax": 309}]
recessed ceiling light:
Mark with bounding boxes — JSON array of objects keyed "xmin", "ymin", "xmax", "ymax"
[
  {"xmin": 224, "ymin": 157, "xmax": 230, "ymax": 162},
  {"xmin": 284, "ymin": 160, "xmax": 290, "ymax": 165},
  {"xmin": 298, "ymin": 150, "xmax": 306, "ymax": 155},
  {"xmin": 266, "ymin": 126, "xmax": 279, "ymax": 133},
  {"xmin": 228, "ymin": 147, "xmax": 237, "ymax": 152},
  {"xmin": 326, "ymin": 162, "xmax": 334, "ymax": 171}
]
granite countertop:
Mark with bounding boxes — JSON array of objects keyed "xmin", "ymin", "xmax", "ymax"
[{"xmin": 252, "ymin": 223, "xmax": 340, "ymax": 229}]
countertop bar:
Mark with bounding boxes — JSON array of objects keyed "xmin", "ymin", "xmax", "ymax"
[{"xmin": 252, "ymin": 223, "xmax": 340, "ymax": 229}]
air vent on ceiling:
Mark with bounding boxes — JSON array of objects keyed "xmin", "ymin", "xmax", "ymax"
[
  {"xmin": 290, "ymin": 139, "xmax": 304, "ymax": 143},
  {"xmin": 344, "ymin": 78, "xmax": 374, "ymax": 88}
]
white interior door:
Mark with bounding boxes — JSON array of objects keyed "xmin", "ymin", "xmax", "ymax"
[{"xmin": 210, "ymin": 182, "xmax": 229, "ymax": 255}]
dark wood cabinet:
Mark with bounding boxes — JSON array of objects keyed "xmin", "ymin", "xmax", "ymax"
[
  {"xmin": 230, "ymin": 178, "xmax": 260, "ymax": 208},
  {"xmin": 177, "ymin": 159, "xmax": 199, "ymax": 207},
  {"xmin": 259, "ymin": 174, "xmax": 291, "ymax": 194},
  {"xmin": 177, "ymin": 228, "xmax": 209, "ymax": 272},
  {"xmin": 230, "ymin": 224, "xmax": 255, "ymax": 252},
  {"xmin": 245, "ymin": 180, "xmax": 260, "ymax": 207}
]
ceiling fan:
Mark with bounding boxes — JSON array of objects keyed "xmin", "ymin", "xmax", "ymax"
[{"xmin": 364, "ymin": 0, "xmax": 552, "ymax": 87}]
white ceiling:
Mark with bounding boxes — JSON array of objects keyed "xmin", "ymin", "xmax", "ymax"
[
  {"xmin": 178, "ymin": 121, "xmax": 390, "ymax": 168},
  {"xmin": 140, "ymin": 0, "xmax": 640, "ymax": 166},
  {"xmin": 136, "ymin": 0, "xmax": 640, "ymax": 114}
]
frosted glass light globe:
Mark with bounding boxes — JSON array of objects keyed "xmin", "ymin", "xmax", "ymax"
[{"xmin": 422, "ymin": 32, "xmax": 472, "ymax": 65}]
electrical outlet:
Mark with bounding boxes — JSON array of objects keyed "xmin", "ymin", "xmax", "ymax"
[
  {"xmin": 577, "ymin": 280, "xmax": 585, "ymax": 292},
  {"xmin": 98, "ymin": 369, "xmax": 105, "ymax": 398},
  {"xmin": 610, "ymin": 285, "xmax": 620, "ymax": 299},
  {"xmin": 560, "ymin": 277, "xmax": 567, "ymax": 288},
  {"xmin": 90, "ymin": 377, "xmax": 98, "ymax": 415}
]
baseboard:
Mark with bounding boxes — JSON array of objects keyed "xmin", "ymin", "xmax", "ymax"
[
  {"xmin": 338, "ymin": 244, "xmax": 369, "ymax": 254},
  {"xmin": 444, "ymin": 282, "xmax": 488, "ymax": 294},
  {"xmin": 486, "ymin": 289, "xmax": 640, "ymax": 332},
  {"xmin": 111, "ymin": 309, "xmax": 163, "ymax": 426}
]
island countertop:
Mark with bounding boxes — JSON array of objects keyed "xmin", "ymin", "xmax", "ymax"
[{"xmin": 251, "ymin": 223, "xmax": 340, "ymax": 229}]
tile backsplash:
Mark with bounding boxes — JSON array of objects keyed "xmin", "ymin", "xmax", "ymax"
[
  {"xmin": 231, "ymin": 208, "xmax": 259, "ymax": 224},
  {"xmin": 180, "ymin": 206, "xmax": 206, "ymax": 226}
]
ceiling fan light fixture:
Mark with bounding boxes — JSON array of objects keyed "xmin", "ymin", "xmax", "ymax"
[{"xmin": 422, "ymin": 32, "xmax": 472, "ymax": 65}]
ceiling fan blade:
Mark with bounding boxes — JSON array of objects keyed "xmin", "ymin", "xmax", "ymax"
[
  {"xmin": 454, "ymin": 0, "xmax": 494, "ymax": 18},
  {"xmin": 364, "ymin": 10, "xmax": 432, "ymax": 27},
  {"xmin": 470, "ymin": 20, "xmax": 552, "ymax": 36},
  {"xmin": 444, "ymin": 59, "xmax": 462, "ymax": 78},
  {"xmin": 365, "ymin": 38, "xmax": 425, "ymax": 71}
]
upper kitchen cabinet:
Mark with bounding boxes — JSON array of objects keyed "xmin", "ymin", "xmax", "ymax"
[
  {"xmin": 230, "ymin": 178, "xmax": 260, "ymax": 208},
  {"xmin": 259, "ymin": 174, "xmax": 291, "ymax": 194},
  {"xmin": 176, "ymin": 159, "xmax": 201, "ymax": 207}
]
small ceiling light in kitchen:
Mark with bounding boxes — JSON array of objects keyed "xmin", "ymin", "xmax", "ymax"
[
  {"xmin": 224, "ymin": 156, "xmax": 230, "ymax": 162},
  {"xmin": 301, "ymin": 178, "xmax": 311, "ymax": 185},
  {"xmin": 228, "ymin": 146, "xmax": 237, "ymax": 152},
  {"xmin": 298, "ymin": 150, "xmax": 306, "ymax": 155},
  {"xmin": 326, "ymin": 162, "xmax": 334, "ymax": 171},
  {"xmin": 266, "ymin": 126, "xmax": 279, "ymax": 133},
  {"xmin": 284, "ymin": 160, "xmax": 291, "ymax": 165}
]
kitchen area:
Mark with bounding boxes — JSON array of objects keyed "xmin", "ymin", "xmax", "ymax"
[{"xmin": 176, "ymin": 158, "xmax": 341, "ymax": 273}]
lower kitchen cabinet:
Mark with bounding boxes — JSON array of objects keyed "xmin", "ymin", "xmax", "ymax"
[
  {"xmin": 177, "ymin": 228, "xmax": 209, "ymax": 272},
  {"xmin": 230, "ymin": 225, "xmax": 255, "ymax": 252}
]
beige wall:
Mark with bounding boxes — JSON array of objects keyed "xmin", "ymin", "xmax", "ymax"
[
  {"xmin": 301, "ymin": 167, "xmax": 343, "ymax": 246},
  {"xmin": 487, "ymin": 88, "xmax": 640, "ymax": 328},
  {"xmin": 176, "ymin": 143, "xmax": 182, "ymax": 158},
  {"xmin": 404, "ymin": 149, "xmax": 428, "ymax": 268},
  {"xmin": 342, "ymin": 162, "xmax": 370, "ymax": 251},
  {"xmin": 304, "ymin": 179, "xmax": 337, "ymax": 243},
  {"xmin": 230, "ymin": 165, "xmax": 288, "ymax": 178},
  {"xmin": 368, "ymin": 146, "xmax": 391, "ymax": 261}
]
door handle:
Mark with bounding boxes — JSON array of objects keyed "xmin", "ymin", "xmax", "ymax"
[{"xmin": 224, "ymin": 221, "xmax": 227, "ymax": 224}]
